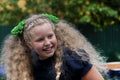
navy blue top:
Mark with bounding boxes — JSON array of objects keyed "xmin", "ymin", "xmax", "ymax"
[{"xmin": 32, "ymin": 48, "xmax": 92, "ymax": 80}]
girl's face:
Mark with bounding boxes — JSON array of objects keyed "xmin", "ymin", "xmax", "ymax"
[{"xmin": 29, "ymin": 23, "xmax": 57, "ymax": 60}]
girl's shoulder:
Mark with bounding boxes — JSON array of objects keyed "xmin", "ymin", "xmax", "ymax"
[{"xmin": 62, "ymin": 48, "xmax": 93, "ymax": 78}]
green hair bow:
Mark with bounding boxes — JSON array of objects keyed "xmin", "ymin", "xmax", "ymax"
[
  {"xmin": 11, "ymin": 14, "xmax": 60, "ymax": 36},
  {"xmin": 11, "ymin": 20, "xmax": 26, "ymax": 36}
]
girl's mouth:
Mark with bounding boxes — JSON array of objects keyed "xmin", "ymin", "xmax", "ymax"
[{"xmin": 43, "ymin": 46, "xmax": 54, "ymax": 53}]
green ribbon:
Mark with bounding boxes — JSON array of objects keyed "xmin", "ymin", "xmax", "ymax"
[
  {"xmin": 11, "ymin": 20, "xmax": 26, "ymax": 36},
  {"xmin": 41, "ymin": 13, "xmax": 60, "ymax": 23}
]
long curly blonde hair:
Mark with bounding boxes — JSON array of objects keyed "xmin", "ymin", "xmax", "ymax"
[{"xmin": 0, "ymin": 14, "xmax": 106, "ymax": 80}]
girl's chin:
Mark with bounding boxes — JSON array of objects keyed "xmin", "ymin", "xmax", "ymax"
[
  {"xmin": 39, "ymin": 52, "xmax": 54, "ymax": 60},
  {"xmin": 46, "ymin": 51, "xmax": 55, "ymax": 56},
  {"xmin": 45, "ymin": 52, "xmax": 54, "ymax": 59}
]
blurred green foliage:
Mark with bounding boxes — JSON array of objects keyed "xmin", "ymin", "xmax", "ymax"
[
  {"xmin": 0, "ymin": 74, "xmax": 6, "ymax": 80},
  {"xmin": 0, "ymin": 0, "xmax": 120, "ymax": 31}
]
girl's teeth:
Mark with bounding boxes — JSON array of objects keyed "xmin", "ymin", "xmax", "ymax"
[{"xmin": 44, "ymin": 47, "xmax": 51, "ymax": 51}]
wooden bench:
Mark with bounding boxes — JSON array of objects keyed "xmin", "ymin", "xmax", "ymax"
[{"xmin": 106, "ymin": 62, "xmax": 120, "ymax": 70}]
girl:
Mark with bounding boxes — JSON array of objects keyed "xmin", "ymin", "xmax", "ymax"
[{"xmin": 1, "ymin": 14, "xmax": 106, "ymax": 80}]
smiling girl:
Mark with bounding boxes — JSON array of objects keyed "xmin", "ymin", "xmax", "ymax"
[{"xmin": 1, "ymin": 14, "xmax": 106, "ymax": 80}]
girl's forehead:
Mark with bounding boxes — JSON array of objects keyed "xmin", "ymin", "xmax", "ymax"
[{"xmin": 30, "ymin": 23, "xmax": 54, "ymax": 35}]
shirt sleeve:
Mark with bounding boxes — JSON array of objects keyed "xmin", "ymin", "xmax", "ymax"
[{"xmin": 63, "ymin": 48, "xmax": 93, "ymax": 79}]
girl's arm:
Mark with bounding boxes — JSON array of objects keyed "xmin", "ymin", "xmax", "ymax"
[{"xmin": 81, "ymin": 66, "xmax": 104, "ymax": 80}]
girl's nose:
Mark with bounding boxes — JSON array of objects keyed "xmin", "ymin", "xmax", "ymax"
[{"xmin": 44, "ymin": 38, "xmax": 51, "ymax": 46}]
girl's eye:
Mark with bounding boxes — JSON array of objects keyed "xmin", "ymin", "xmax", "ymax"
[
  {"xmin": 36, "ymin": 38, "xmax": 44, "ymax": 42},
  {"xmin": 48, "ymin": 34, "xmax": 53, "ymax": 39}
]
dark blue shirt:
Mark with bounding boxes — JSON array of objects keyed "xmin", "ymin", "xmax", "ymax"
[{"xmin": 32, "ymin": 48, "xmax": 92, "ymax": 80}]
